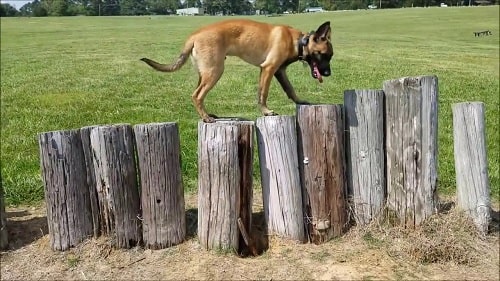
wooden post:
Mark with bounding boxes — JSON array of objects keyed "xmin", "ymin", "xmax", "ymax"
[
  {"xmin": 38, "ymin": 129, "xmax": 94, "ymax": 251},
  {"xmin": 256, "ymin": 116, "xmax": 306, "ymax": 242},
  {"xmin": 80, "ymin": 126, "xmax": 101, "ymax": 238},
  {"xmin": 452, "ymin": 102, "xmax": 491, "ymax": 234},
  {"xmin": 134, "ymin": 122, "xmax": 186, "ymax": 249},
  {"xmin": 296, "ymin": 105, "xmax": 348, "ymax": 244},
  {"xmin": 383, "ymin": 76, "xmax": 439, "ymax": 228},
  {"xmin": 0, "ymin": 177, "xmax": 8, "ymax": 250},
  {"xmin": 344, "ymin": 90, "xmax": 386, "ymax": 226},
  {"xmin": 197, "ymin": 120, "xmax": 254, "ymax": 253},
  {"xmin": 90, "ymin": 124, "xmax": 141, "ymax": 248}
]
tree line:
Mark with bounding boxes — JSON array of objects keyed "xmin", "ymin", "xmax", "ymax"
[{"xmin": 1, "ymin": 0, "xmax": 497, "ymax": 17}]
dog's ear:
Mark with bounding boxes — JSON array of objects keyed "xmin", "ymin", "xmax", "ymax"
[{"xmin": 314, "ymin": 21, "xmax": 331, "ymax": 42}]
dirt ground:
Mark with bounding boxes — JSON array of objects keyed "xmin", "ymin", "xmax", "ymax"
[{"xmin": 1, "ymin": 192, "xmax": 499, "ymax": 280}]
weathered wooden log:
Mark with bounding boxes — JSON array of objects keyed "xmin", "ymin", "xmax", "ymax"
[
  {"xmin": 80, "ymin": 126, "xmax": 101, "ymax": 238},
  {"xmin": 452, "ymin": 102, "xmax": 491, "ymax": 234},
  {"xmin": 256, "ymin": 116, "xmax": 306, "ymax": 242},
  {"xmin": 90, "ymin": 124, "xmax": 141, "ymax": 248},
  {"xmin": 296, "ymin": 104, "xmax": 348, "ymax": 244},
  {"xmin": 134, "ymin": 122, "xmax": 186, "ymax": 249},
  {"xmin": 0, "ymin": 178, "xmax": 8, "ymax": 250},
  {"xmin": 38, "ymin": 129, "xmax": 93, "ymax": 251},
  {"xmin": 344, "ymin": 90, "xmax": 386, "ymax": 226},
  {"xmin": 383, "ymin": 76, "xmax": 439, "ymax": 228},
  {"xmin": 197, "ymin": 120, "xmax": 254, "ymax": 253}
]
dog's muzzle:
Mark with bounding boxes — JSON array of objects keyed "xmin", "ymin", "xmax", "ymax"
[{"xmin": 310, "ymin": 60, "xmax": 331, "ymax": 83}]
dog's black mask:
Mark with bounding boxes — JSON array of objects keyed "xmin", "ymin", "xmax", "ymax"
[
  {"xmin": 305, "ymin": 52, "xmax": 332, "ymax": 81},
  {"xmin": 306, "ymin": 21, "xmax": 333, "ymax": 83}
]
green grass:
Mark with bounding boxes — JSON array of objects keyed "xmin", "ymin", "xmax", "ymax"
[{"xmin": 1, "ymin": 7, "xmax": 499, "ymax": 205}]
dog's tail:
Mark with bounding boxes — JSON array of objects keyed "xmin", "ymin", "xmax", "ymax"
[{"xmin": 140, "ymin": 39, "xmax": 194, "ymax": 72}]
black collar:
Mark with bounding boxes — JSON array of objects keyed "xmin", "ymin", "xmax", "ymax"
[{"xmin": 297, "ymin": 33, "xmax": 310, "ymax": 61}]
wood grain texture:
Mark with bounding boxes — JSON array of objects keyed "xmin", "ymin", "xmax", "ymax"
[
  {"xmin": 214, "ymin": 120, "xmax": 255, "ymax": 254},
  {"xmin": 452, "ymin": 102, "xmax": 491, "ymax": 234},
  {"xmin": 383, "ymin": 76, "xmax": 438, "ymax": 228},
  {"xmin": 344, "ymin": 90, "xmax": 385, "ymax": 226},
  {"xmin": 80, "ymin": 126, "xmax": 101, "ymax": 238},
  {"xmin": 256, "ymin": 116, "xmax": 306, "ymax": 242},
  {"xmin": 197, "ymin": 122, "xmax": 241, "ymax": 252},
  {"xmin": 90, "ymin": 124, "xmax": 141, "ymax": 248},
  {"xmin": 134, "ymin": 122, "xmax": 186, "ymax": 249},
  {"xmin": 0, "ymin": 175, "xmax": 8, "ymax": 250},
  {"xmin": 38, "ymin": 129, "xmax": 93, "ymax": 251},
  {"xmin": 296, "ymin": 104, "xmax": 348, "ymax": 243}
]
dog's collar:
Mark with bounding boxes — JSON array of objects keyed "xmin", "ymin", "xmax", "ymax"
[{"xmin": 297, "ymin": 33, "xmax": 311, "ymax": 61}]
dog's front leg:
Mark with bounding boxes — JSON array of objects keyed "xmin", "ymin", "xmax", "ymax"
[
  {"xmin": 274, "ymin": 68, "xmax": 310, "ymax": 105},
  {"xmin": 258, "ymin": 66, "xmax": 279, "ymax": 116}
]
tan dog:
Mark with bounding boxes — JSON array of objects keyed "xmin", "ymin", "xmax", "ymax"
[{"xmin": 141, "ymin": 19, "xmax": 334, "ymax": 123}]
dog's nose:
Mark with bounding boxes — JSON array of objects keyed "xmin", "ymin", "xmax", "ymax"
[{"xmin": 322, "ymin": 70, "xmax": 331, "ymax": 77}]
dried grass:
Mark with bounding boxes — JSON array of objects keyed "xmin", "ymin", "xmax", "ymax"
[{"xmin": 347, "ymin": 201, "xmax": 497, "ymax": 266}]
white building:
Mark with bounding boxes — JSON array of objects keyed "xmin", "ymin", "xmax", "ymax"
[
  {"xmin": 176, "ymin": 7, "xmax": 205, "ymax": 15},
  {"xmin": 304, "ymin": 7, "xmax": 324, "ymax": 12}
]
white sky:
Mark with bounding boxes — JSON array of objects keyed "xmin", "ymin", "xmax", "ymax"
[{"xmin": 1, "ymin": 0, "xmax": 32, "ymax": 9}]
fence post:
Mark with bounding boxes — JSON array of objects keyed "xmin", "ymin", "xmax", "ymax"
[
  {"xmin": 90, "ymin": 124, "xmax": 142, "ymax": 248},
  {"xmin": 134, "ymin": 122, "xmax": 186, "ymax": 249},
  {"xmin": 344, "ymin": 90, "xmax": 386, "ymax": 226},
  {"xmin": 296, "ymin": 105, "xmax": 348, "ymax": 243},
  {"xmin": 383, "ymin": 76, "xmax": 438, "ymax": 228},
  {"xmin": 197, "ymin": 121, "xmax": 255, "ymax": 254},
  {"xmin": 38, "ymin": 129, "xmax": 94, "ymax": 251},
  {"xmin": 0, "ymin": 178, "xmax": 8, "ymax": 250},
  {"xmin": 256, "ymin": 116, "xmax": 306, "ymax": 242},
  {"xmin": 452, "ymin": 102, "xmax": 491, "ymax": 234},
  {"xmin": 80, "ymin": 126, "xmax": 101, "ymax": 238}
]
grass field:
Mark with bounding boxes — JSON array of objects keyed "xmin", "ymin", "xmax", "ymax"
[{"xmin": 1, "ymin": 6, "xmax": 499, "ymax": 206}]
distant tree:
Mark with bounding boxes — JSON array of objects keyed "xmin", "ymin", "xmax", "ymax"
[
  {"xmin": 101, "ymin": 0, "xmax": 120, "ymax": 15},
  {"xmin": 0, "ymin": 3, "xmax": 19, "ymax": 17},
  {"xmin": 21, "ymin": 0, "xmax": 49, "ymax": 16},
  {"xmin": 42, "ymin": 0, "xmax": 70, "ymax": 16},
  {"xmin": 146, "ymin": 0, "xmax": 178, "ymax": 14},
  {"xmin": 121, "ymin": 0, "xmax": 147, "ymax": 15}
]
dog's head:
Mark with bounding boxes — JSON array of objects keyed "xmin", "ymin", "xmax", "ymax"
[{"xmin": 305, "ymin": 21, "xmax": 334, "ymax": 83}]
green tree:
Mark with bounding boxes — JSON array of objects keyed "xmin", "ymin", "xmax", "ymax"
[
  {"xmin": 0, "ymin": 3, "xmax": 19, "ymax": 17},
  {"xmin": 121, "ymin": 0, "xmax": 147, "ymax": 14},
  {"xmin": 146, "ymin": 0, "xmax": 178, "ymax": 14},
  {"xmin": 41, "ymin": 0, "xmax": 68, "ymax": 16}
]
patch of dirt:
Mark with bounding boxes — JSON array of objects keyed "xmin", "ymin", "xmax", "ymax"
[{"xmin": 1, "ymin": 192, "xmax": 499, "ymax": 280}]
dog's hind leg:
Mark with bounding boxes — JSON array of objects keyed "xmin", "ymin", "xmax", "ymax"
[
  {"xmin": 274, "ymin": 68, "xmax": 310, "ymax": 105},
  {"xmin": 191, "ymin": 67, "xmax": 224, "ymax": 123}
]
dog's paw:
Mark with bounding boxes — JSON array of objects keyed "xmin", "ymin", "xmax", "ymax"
[
  {"xmin": 203, "ymin": 117, "xmax": 216, "ymax": 123},
  {"xmin": 296, "ymin": 100, "xmax": 311, "ymax": 105},
  {"xmin": 264, "ymin": 111, "xmax": 278, "ymax": 116}
]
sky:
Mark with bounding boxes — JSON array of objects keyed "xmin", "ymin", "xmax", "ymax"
[{"xmin": 1, "ymin": 0, "xmax": 32, "ymax": 9}]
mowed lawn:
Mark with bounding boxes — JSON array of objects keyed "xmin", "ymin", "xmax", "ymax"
[{"xmin": 1, "ymin": 6, "xmax": 499, "ymax": 205}]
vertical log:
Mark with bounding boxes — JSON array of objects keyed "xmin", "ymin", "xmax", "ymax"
[
  {"xmin": 256, "ymin": 116, "xmax": 306, "ymax": 242},
  {"xmin": 90, "ymin": 124, "xmax": 141, "ymax": 248},
  {"xmin": 134, "ymin": 122, "xmax": 186, "ymax": 249},
  {"xmin": 296, "ymin": 105, "xmax": 348, "ymax": 244},
  {"xmin": 0, "ymin": 176, "xmax": 8, "ymax": 250},
  {"xmin": 197, "ymin": 122, "xmax": 240, "ymax": 252},
  {"xmin": 383, "ymin": 76, "xmax": 438, "ymax": 228},
  {"xmin": 214, "ymin": 120, "xmax": 255, "ymax": 254},
  {"xmin": 344, "ymin": 90, "xmax": 386, "ymax": 226},
  {"xmin": 38, "ymin": 129, "xmax": 93, "ymax": 251},
  {"xmin": 452, "ymin": 102, "xmax": 491, "ymax": 234},
  {"xmin": 80, "ymin": 126, "xmax": 101, "ymax": 238}
]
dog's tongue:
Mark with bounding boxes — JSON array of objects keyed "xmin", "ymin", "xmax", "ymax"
[{"xmin": 313, "ymin": 65, "xmax": 323, "ymax": 83}]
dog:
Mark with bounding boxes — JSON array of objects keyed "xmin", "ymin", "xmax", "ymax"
[{"xmin": 141, "ymin": 19, "xmax": 334, "ymax": 123}]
